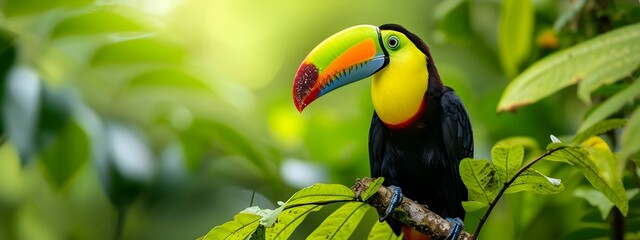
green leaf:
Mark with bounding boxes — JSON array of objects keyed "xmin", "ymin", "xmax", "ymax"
[
  {"xmin": 201, "ymin": 213, "xmax": 261, "ymax": 240},
  {"xmin": 307, "ymin": 202, "xmax": 370, "ymax": 239},
  {"xmin": 492, "ymin": 143, "xmax": 524, "ymax": 183},
  {"xmin": 285, "ymin": 183, "xmax": 355, "ymax": 208},
  {"xmin": 50, "ymin": 7, "xmax": 149, "ymax": 39},
  {"xmin": 360, "ymin": 177, "xmax": 384, "ymax": 201},
  {"xmin": 578, "ymin": 79, "xmax": 640, "ymax": 132},
  {"xmin": 574, "ymin": 187, "xmax": 640, "ymax": 220},
  {"xmin": 499, "ymin": 0, "xmax": 534, "ymax": 77},
  {"xmin": 40, "ymin": 121, "xmax": 89, "ymax": 188},
  {"xmin": 368, "ymin": 220, "xmax": 402, "ymax": 240},
  {"xmin": 2, "ymin": 0, "xmax": 91, "ymax": 17},
  {"xmin": 460, "ymin": 158, "xmax": 498, "ymax": 204},
  {"xmin": 90, "ymin": 37, "xmax": 186, "ymax": 66},
  {"xmin": 543, "ymin": 143, "xmax": 586, "ymax": 164},
  {"xmin": 434, "ymin": 0, "xmax": 472, "ymax": 42},
  {"xmin": 574, "ymin": 119, "xmax": 627, "ymax": 144},
  {"xmin": 266, "ymin": 205, "xmax": 322, "ymax": 240},
  {"xmin": 546, "ymin": 137, "xmax": 629, "ymax": 215},
  {"xmin": 462, "ymin": 201, "xmax": 489, "ymax": 212},
  {"xmin": 621, "ymin": 106, "xmax": 640, "ymax": 160},
  {"xmin": 505, "ymin": 169, "xmax": 563, "ymax": 194},
  {"xmin": 498, "ymin": 22, "xmax": 640, "ymax": 112}
]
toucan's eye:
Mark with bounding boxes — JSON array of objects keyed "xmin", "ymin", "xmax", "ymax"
[{"xmin": 387, "ymin": 36, "xmax": 400, "ymax": 49}]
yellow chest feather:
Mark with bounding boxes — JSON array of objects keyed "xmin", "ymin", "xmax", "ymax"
[{"xmin": 371, "ymin": 50, "xmax": 428, "ymax": 127}]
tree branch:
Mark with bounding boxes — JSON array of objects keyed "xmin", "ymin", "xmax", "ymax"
[{"xmin": 352, "ymin": 178, "xmax": 474, "ymax": 240}]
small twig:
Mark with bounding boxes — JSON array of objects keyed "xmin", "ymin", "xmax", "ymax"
[
  {"xmin": 352, "ymin": 178, "xmax": 473, "ymax": 240},
  {"xmin": 472, "ymin": 148, "xmax": 560, "ymax": 238}
]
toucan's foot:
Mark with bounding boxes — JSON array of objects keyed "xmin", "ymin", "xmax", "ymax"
[
  {"xmin": 379, "ymin": 185, "xmax": 403, "ymax": 222},
  {"xmin": 445, "ymin": 217, "xmax": 464, "ymax": 240}
]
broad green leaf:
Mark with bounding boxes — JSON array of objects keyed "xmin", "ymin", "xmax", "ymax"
[
  {"xmin": 40, "ymin": 121, "xmax": 89, "ymax": 187},
  {"xmin": 285, "ymin": 183, "xmax": 355, "ymax": 208},
  {"xmin": 434, "ymin": 0, "xmax": 472, "ymax": 42},
  {"xmin": 360, "ymin": 177, "xmax": 384, "ymax": 201},
  {"xmin": 499, "ymin": 0, "xmax": 534, "ymax": 78},
  {"xmin": 574, "ymin": 119, "xmax": 627, "ymax": 144},
  {"xmin": 460, "ymin": 158, "xmax": 497, "ymax": 204},
  {"xmin": 543, "ymin": 143, "xmax": 586, "ymax": 164},
  {"xmin": 574, "ymin": 187, "xmax": 640, "ymax": 220},
  {"xmin": 90, "ymin": 37, "xmax": 186, "ymax": 66},
  {"xmin": 462, "ymin": 201, "xmax": 489, "ymax": 212},
  {"xmin": 50, "ymin": 8, "xmax": 149, "ymax": 39},
  {"xmin": 621, "ymin": 106, "xmax": 640, "ymax": 160},
  {"xmin": 578, "ymin": 79, "xmax": 640, "ymax": 132},
  {"xmin": 2, "ymin": 0, "xmax": 91, "ymax": 17},
  {"xmin": 266, "ymin": 205, "xmax": 322, "ymax": 240},
  {"xmin": 546, "ymin": 137, "xmax": 628, "ymax": 215},
  {"xmin": 492, "ymin": 143, "xmax": 524, "ymax": 183},
  {"xmin": 505, "ymin": 169, "xmax": 563, "ymax": 194},
  {"xmin": 582, "ymin": 137, "xmax": 628, "ymax": 215},
  {"xmin": 201, "ymin": 213, "xmax": 261, "ymax": 240},
  {"xmin": 498, "ymin": 22, "xmax": 640, "ymax": 112},
  {"xmin": 368, "ymin": 220, "xmax": 402, "ymax": 240},
  {"xmin": 307, "ymin": 202, "xmax": 369, "ymax": 240}
]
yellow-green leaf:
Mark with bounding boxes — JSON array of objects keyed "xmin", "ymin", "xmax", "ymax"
[
  {"xmin": 578, "ymin": 79, "xmax": 639, "ymax": 133},
  {"xmin": 40, "ymin": 121, "xmax": 89, "ymax": 188},
  {"xmin": 285, "ymin": 183, "xmax": 355, "ymax": 208},
  {"xmin": 462, "ymin": 201, "xmax": 489, "ymax": 212},
  {"xmin": 621, "ymin": 106, "xmax": 640, "ymax": 161},
  {"xmin": 574, "ymin": 187, "xmax": 640, "ymax": 220},
  {"xmin": 360, "ymin": 177, "xmax": 384, "ymax": 201},
  {"xmin": 545, "ymin": 137, "xmax": 628, "ymax": 215},
  {"xmin": 460, "ymin": 158, "xmax": 497, "ymax": 204},
  {"xmin": 201, "ymin": 213, "xmax": 261, "ymax": 240},
  {"xmin": 574, "ymin": 119, "xmax": 627, "ymax": 144},
  {"xmin": 307, "ymin": 202, "xmax": 370, "ymax": 240},
  {"xmin": 266, "ymin": 205, "xmax": 322, "ymax": 240},
  {"xmin": 368, "ymin": 220, "xmax": 402, "ymax": 240},
  {"xmin": 492, "ymin": 143, "xmax": 524, "ymax": 184},
  {"xmin": 505, "ymin": 169, "xmax": 563, "ymax": 194},
  {"xmin": 499, "ymin": 0, "xmax": 534, "ymax": 77},
  {"xmin": 498, "ymin": 22, "xmax": 640, "ymax": 112}
]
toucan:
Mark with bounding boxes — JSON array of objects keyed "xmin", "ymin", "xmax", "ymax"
[{"xmin": 293, "ymin": 24, "xmax": 473, "ymax": 240}]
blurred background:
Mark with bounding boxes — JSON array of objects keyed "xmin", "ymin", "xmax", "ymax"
[{"xmin": 0, "ymin": 0, "xmax": 639, "ymax": 239}]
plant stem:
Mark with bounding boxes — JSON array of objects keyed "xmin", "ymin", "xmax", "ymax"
[
  {"xmin": 114, "ymin": 207, "xmax": 127, "ymax": 240},
  {"xmin": 472, "ymin": 149, "xmax": 559, "ymax": 238}
]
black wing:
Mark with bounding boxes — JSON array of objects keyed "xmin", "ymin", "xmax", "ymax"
[
  {"xmin": 368, "ymin": 112, "xmax": 384, "ymax": 179},
  {"xmin": 440, "ymin": 88, "xmax": 473, "ymax": 218}
]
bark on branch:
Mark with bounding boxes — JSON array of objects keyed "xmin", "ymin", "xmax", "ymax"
[{"xmin": 351, "ymin": 178, "xmax": 474, "ymax": 240}]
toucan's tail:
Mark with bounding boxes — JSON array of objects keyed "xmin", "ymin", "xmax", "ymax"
[{"xmin": 402, "ymin": 226, "xmax": 432, "ymax": 240}]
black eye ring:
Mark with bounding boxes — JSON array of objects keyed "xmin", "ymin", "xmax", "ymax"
[{"xmin": 387, "ymin": 36, "xmax": 399, "ymax": 49}]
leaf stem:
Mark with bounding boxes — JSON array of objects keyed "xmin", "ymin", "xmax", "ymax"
[{"xmin": 472, "ymin": 148, "xmax": 560, "ymax": 238}]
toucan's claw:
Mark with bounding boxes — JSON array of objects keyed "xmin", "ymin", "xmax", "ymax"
[
  {"xmin": 379, "ymin": 185, "xmax": 403, "ymax": 222},
  {"xmin": 445, "ymin": 217, "xmax": 464, "ymax": 240}
]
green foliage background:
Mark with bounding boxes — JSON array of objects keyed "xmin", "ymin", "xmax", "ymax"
[{"xmin": 0, "ymin": 0, "xmax": 639, "ymax": 239}]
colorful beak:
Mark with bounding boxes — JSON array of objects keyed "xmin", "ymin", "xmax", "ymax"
[{"xmin": 293, "ymin": 25, "xmax": 388, "ymax": 112}]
